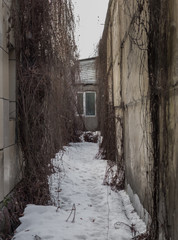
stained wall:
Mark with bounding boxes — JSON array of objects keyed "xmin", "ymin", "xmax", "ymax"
[
  {"xmin": 102, "ymin": 0, "xmax": 178, "ymax": 239},
  {"xmin": 0, "ymin": 0, "xmax": 20, "ymax": 202}
]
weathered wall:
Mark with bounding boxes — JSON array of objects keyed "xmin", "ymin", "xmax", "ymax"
[
  {"xmin": 0, "ymin": 0, "xmax": 20, "ymax": 202},
  {"xmin": 163, "ymin": 0, "xmax": 178, "ymax": 238},
  {"xmin": 101, "ymin": 0, "xmax": 178, "ymax": 239},
  {"xmin": 105, "ymin": 0, "xmax": 152, "ymax": 223}
]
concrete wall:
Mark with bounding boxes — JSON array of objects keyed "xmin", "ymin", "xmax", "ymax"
[
  {"xmin": 0, "ymin": 0, "xmax": 20, "ymax": 202},
  {"xmin": 164, "ymin": 0, "xmax": 178, "ymax": 238},
  {"xmin": 75, "ymin": 58, "xmax": 99, "ymax": 131},
  {"xmin": 104, "ymin": 0, "xmax": 152, "ymax": 223},
  {"xmin": 102, "ymin": 0, "xmax": 178, "ymax": 238}
]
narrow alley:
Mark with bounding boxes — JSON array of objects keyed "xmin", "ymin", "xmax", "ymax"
[
  {"xmin": 13, "ymin": 139, "xmax": 146, "ymax": 240},
  {"xmin": 1, "ymin": 0, "xmax": 177, "ymax": 239}
]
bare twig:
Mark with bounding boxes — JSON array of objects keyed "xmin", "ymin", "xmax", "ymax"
[{"xmin": 66, "ymin": 204, "xmax": 76, "ymax": 223}]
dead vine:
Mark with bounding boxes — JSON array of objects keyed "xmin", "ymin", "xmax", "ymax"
[
  {"xmin": 103, "ymin": 161, "xmax": 125, "ymax": 191},
  {"xmin": 11, "ymin": 0, "xmax": 79, "ymax": 206},
  {"xmin": 96, "ymin": 40, "xmax": 117, "ymax": 163},
  {"xmin": 66, "ymin": 204, "xmax": 76, "ymax": 223}
]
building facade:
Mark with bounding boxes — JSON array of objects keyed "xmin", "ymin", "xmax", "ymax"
[{"xmin": 75, "ymin": 57, "xmax": 99, "ymax": 131}]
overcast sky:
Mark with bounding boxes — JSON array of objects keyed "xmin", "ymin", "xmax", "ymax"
[{"xmin": 73, "ymin": 0, "xmax": 109, "ymax": 59}]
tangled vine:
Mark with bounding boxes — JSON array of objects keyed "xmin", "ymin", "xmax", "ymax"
[
  {"xmin": 11, "ymin": 0, "xmax": 79, "ymax": 205},
  {"xmin": 96, "ymin": 37, "xmax": 117, "ymax": 163}
]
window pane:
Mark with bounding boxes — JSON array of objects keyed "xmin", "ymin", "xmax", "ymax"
[
  {"xmin": 77, "ymin": 93, "xmax": 83, "ymax": 115},
  {"xmin": 86, "ymin": 92, "xmax": 95, "ymax": 116}
]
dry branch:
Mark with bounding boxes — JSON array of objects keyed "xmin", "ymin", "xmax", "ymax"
[{"xmin": 11, "ymin": 0, "xmax": 79, "ymax": 205}]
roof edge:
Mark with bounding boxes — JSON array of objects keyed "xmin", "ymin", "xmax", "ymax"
[{"xmin": 79, "ymin": 57, "xmax": 96, "ymax": 62}]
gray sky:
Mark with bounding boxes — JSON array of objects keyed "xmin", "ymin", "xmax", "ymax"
[{"xmin": 73, "ymin": 0, "xmax": 109, "ymax": 59}]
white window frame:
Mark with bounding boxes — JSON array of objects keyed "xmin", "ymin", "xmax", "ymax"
[
  {"xmin": 76, "ymin": 91, "xmax": 96, "ymax": 117},
  {"xmin": 85, "ymin": 91, "xmax": 96, "ymax": 117}
]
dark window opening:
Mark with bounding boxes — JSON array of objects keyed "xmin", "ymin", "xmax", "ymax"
[{"xmin": 86, "ymin": 92, "xmax": 95, "ymax": 116}]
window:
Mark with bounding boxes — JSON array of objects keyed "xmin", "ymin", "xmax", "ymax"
[
  {"xmin": 77, "ymin": 92, "xmax": 84, "ymax": 115},
  {"xmin": 76, "ymin": 91, "xmax": 96, "ymax": 117},
  {"xmin": 85, "ymin": 92, "xmax": 95, "ymax": 116}
]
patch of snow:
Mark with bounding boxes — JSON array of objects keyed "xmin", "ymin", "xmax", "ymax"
[{"xmin": 13, "ymin": 142, "xmax": 146, "ymax": 240}]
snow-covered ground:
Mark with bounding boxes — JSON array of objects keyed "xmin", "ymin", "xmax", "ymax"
[{"xmin": 13, "ymin": 141, "xmax": 146, "ymax": 240}]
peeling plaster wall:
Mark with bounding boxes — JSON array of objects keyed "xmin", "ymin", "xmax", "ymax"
[{"xmin": 0, "ymin": 0, "xmax": 20, "ymax": 203}]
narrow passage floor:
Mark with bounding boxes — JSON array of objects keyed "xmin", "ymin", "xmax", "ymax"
[{"xmin": 13, "ymin": 141, "xmax": 146, "ymax": 240}]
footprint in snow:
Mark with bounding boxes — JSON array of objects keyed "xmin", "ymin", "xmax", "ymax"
[{"xmin": 74, "ymin": 235, "xmax": 87, "ymax": 240}]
